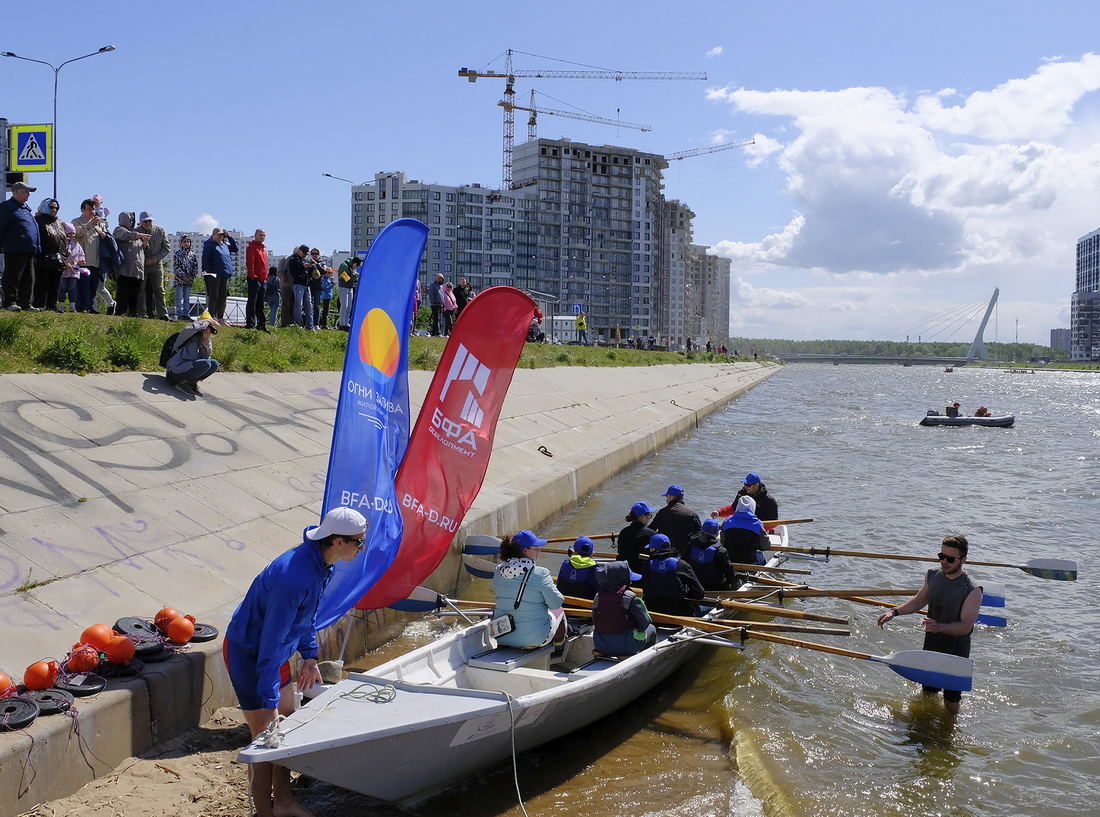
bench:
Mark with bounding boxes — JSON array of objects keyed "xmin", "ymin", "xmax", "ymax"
[{"xmin": 468, "ymin": 644, "xmax": 554, "ymax": 672}]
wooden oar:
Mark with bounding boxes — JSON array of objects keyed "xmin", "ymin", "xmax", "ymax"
[
  {"xmin": 729, "ymin": 629, "xmax": 974, "ymax": 691},
  {"xmin": 560, "ymin": 595, "xmax": 849, "ymax": 637},
  {"xmin": 710, "ymin": 586, "xmax": 919, "ymax": 600},
  {"xmin": 763, "ymin": 517, "xmax": 814, "ymax": 528},
  {"xmin": 389, "ymin": 585, "xmax": 495, "ymax": 611},
  {"xmin": 545, "ymin": 533, "xmax": 616, "ymax": 544},
  {"xmin": 771, "ymin": 545, "xmax": 1077, "ymax": 581},
  {"xmin": 838, "ymin": 593, "xmax": 1008, "ymax": 628},
  {"xmin": 711, "ymin": 515, "xmax": 814, "ymax": 526},
  {"xmin": 468, "ymin": 537, "xmax": 812, "ymax": 575},
  {"xmin": 703, "ymin": 597, "xmax": 848, "ymax": 625}
]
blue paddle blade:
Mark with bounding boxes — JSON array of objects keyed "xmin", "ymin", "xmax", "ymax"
[
  {"xmin": 387, "ymin": 598, "xmax": 440, "ymax": 613},
  {"xmin": 876, "ymin": 650, "xmax": 974, "ymax": 692},
  {"xmin": 462, "ymin": 554, "xmax": 497, "ymax": 579},
  {"xmin": 463, "ymin": 535, "xmax": 501, "ymax": 555},
  {"xmin": 977, "ymin": 612, "xmax": 1007, "ymax": 627}
]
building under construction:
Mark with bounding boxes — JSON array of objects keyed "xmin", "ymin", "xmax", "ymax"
[{"xmin": 347, "ymin": 136, "xmax": 730, "ymax": 349}]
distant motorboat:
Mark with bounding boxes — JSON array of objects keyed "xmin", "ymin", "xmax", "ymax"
[
  {"xmin": 944, "ymin": 367, "xmax": 954, "ymax": 373},
  {"xmin": 920, "ymin": 411, "xmax": 1014, "ymax": 428}
]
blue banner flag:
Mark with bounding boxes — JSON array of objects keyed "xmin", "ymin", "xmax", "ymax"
[{"xmin": 315, "ymin": 218, "xmax": 428, "ymax": 629}]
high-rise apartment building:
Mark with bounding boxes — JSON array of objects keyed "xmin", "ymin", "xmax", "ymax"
[
  {"xmin": 687, "ymin": 244, "xmax": 732, "ymax": 344},
  {"xmin": 1049, "ymin": 328, "xmax": 1070, "ymax": 351},
  {"xmin": 347, "ymin": 139, "xmax": 732, "ymax": 348},
  {"xmin": 512, "ymin": 138, "xmax": 667, "ymax": 342},
  {"xmin": 662, "ymin": 200, "xmax": 694, "ymax": 346},
  {"xmin": 1071, "ymin": 227, "xmax": 1100, "ymax": 361}
]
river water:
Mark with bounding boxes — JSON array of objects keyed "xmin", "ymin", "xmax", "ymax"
[{"xmin": 330, "ymin": 363, "xmax": 1100, "ymax": 817}]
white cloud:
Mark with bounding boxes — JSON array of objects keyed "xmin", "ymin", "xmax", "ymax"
[
  {"xmin": 734, "ymin": 276, "xmax": 810, "ymax": 310},
  {"xmin": 913, "ymin": 54, "xmax": 1100, "ymax": 141},
  {"xmin": 194, "ymin": 214, "xmax": 218, "ymax": 234},
  {"xmin": 705, "ymin": 46, "xmax": 723, "ymax": 58},
  {"xmin": 705, "ymin": 54, "xmax": 1100, "ymax": 300}
]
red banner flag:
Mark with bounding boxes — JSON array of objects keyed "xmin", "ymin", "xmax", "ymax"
[{"xmin": 355, "ymin": 286, "xmax": 536, "ymax": 609}]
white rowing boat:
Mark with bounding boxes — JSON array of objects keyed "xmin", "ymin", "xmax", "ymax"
[{"xmin": 238, "ymin": 527, "xmax": 795, "ymax": 804}]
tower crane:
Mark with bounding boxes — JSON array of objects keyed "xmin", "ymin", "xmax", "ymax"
[
  {"xmin": 459, "ymin": 49, "xmax": 706, "ymax": 188},
  {"xmin": 665, "ymin": 137, "xmax": 755, "ymax": 161},
  {"xmin": 508, "ymin": 90, "xmax": 651, "ymax": 141}
]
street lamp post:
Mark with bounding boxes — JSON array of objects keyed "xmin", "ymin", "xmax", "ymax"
[
  {"xmin": 322, "ymin": 173, "xmax": 361, "ymax": 185},
  {"xmin": 1, "ymin": 45, "xmax": 116, "ymax": 199}
]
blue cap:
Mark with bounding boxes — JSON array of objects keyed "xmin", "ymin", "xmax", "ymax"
[
  {"xmin": 631, "ymin": 501, "xmax": 658, "ymax": 517},
  {"xmin": 648, "ymin": 533, "xmax": 671, "ymax": 550},
  {"xmin": 512, "ymin": 529, "xmax": 547, "ymax": 549},
  {"xmin": 742, "ymin": 473, "xmax": 761, "ymax": 485},
  {"xmin": 573, "ymin": 536, "xmax": 595, "ymax": 556},
  {"xmin": 702, "ymin": 518, "xmax": 719, "ymax": 534},
  {"xmin": 664, "ymin": 485, "xmax": 684, "ymax": 498}
]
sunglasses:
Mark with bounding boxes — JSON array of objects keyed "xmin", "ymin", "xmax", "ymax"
[
  {"xmin": 936, "ymin": 553, "xmax": 959, "ymax": 564},
  {"xmin": 344, "ymin": 536, "xmax": 365, "ymax": 547}
]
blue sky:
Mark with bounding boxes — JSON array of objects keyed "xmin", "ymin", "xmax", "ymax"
[{"xmin": 4, "ymin": 0, "xmax": 1099, "ymax": 342}]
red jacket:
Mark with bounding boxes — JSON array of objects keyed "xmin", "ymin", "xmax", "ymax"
[{"xmin": 246, "ymin": 240, "xmax": 269, "ymax": 282}]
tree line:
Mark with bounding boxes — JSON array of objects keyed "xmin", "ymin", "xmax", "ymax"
[{"xmin": 726, "ymin": 337, "xmax": 1066, "ymax": 362}]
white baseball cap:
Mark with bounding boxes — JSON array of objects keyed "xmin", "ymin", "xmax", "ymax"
[{"xmin": 306, "ymin": 507, "xmax": 368, "ymax": 540}]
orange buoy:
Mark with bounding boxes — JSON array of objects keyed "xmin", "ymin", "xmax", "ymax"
[
  {"xmin": 66, "ymin": 643, "xmax": 100, "ymax": 673},
  {"xmin": 166, "ymin": 615, "xmax": 195, "ymax": 645},
  {"xmin": 0, "ymin": 671, "xmax": 15, "ymax": 698},
  {"xmin": 81, "ymin": 623, "xmax": 114, "ymax": 650},
  {"xmin": 104, "ymin": 635, "xmax": 135, "ymax": 666},
  {"xmin": 24, "ymin": 660, "xmax": 60, "ymax": 691},
  {"xmin": 154, "ymin": 607, "xmax": 181, "ymax": 634}
]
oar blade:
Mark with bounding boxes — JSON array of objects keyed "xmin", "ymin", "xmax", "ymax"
[
  {"xmin": 981, "ymin": 582, "xmax": 1006, "ymax": 608},
  {"xmin": 977, "ymin": 612, "xmax": 1007, "ymax": 627},
  {"xmin": 878, "ymin": 650, "xmax": 973, "ymax": 692},
  {"xmin": 462, "ymin": 553, "xmax": 498, "ymax": 579},
  {"xmin": 1020, "ymin": 559, "xmax": 1077, "ymax": 581},
  {"xmin": 463, "ymin": 535, "xmax": 501, "ymax": 555},
  {"xmin": 388, "ymin": 586, "xmax": 441, "ymax": 613}
]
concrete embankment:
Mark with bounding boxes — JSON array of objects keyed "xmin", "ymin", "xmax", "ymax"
[{"xmin": 0, "ymin": 361, "xmax": 780, "ymax": 814}]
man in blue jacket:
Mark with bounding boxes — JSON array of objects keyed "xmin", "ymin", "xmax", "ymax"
[
  {"xmin": 200, "ymin": 227, "xmax": 237, "ymax": 324},
  {"xmin": 0, "ymin": 182, "xmax": 43, "ymax": 311},
  {"xmin": 225, "ymin": 506, "xmax": 368, "ymax": 817}
]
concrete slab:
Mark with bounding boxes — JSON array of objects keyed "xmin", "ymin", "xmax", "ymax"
[{"xmin": 0, "ymin": 362, "xmax": 782, "ymax": 815}]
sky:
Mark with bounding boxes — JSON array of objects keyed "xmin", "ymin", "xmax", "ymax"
[{"xmin": 4, "ymin": 0, "xmax": 1100, "ymax": 343}]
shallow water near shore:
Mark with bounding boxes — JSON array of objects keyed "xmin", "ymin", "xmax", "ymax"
[{"xmin": 326, "ymin": 363, "xmax": 1100, "ymax": 817}]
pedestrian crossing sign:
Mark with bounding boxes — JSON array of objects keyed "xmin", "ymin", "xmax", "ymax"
[{"xmin": 9, "ymin": 124, "xmax": 53, "ymax": 172}]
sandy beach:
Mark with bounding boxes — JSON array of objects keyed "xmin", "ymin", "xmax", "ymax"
[{"xmin": 17, "ymin": 708, "xmax": 254, "ymax": 817}]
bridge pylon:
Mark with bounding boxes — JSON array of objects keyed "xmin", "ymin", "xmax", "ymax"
[{"xmin": 966, "ymin": 288, "xmax": 999, "ymax": 362}]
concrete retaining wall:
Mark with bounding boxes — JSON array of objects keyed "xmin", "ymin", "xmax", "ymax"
[{"xmin": 0, "ymin": 362, "xmax": 779, "ymax": 815}]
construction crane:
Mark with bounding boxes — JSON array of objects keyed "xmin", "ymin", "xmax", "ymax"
[
  {"xmin": 460, "ymin": 49, "xmax": 706, "ymax": 188},
  {"xmin": 665, "ymin": 137, "xmax": 755, "ymax": 161},
  {"xmin": 508, "ymin": 90, "xmax": 651, "ymax": 142}
]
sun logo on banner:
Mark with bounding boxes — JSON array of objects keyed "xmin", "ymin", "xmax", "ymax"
[{"xmin": 359, "ymin": 308, "xmax": 400, "ymax": 377}]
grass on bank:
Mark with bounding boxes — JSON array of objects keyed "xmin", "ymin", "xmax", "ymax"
[{"xmin": 0, "ymin": 312, "xmax": 747, "ymax": 375}]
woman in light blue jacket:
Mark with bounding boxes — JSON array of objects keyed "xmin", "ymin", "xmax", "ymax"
[{"xmin": 491, "ymin": 530, "xmax": 565, "ymax": 649}]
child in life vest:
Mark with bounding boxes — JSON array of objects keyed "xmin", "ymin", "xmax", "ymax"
[
  {"xmin": 557, "ymin": 536, "xmax": 601, "ymax": 601},
  {"xmin": 592, "ymin": 561, "xmax": 656, "ymax": 657}
]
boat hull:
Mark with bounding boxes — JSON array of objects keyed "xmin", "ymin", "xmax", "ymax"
[
  {"xmin": 239, "ymin": 527, "xmax": 793, "ymax": 804},
  {"xmin": 919, "ymin": 414, "xmax": 1014, "ymax": 427}
]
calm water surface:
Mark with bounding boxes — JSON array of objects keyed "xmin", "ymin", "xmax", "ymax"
[{"xmin": 326, "ymin": 364, "xmax": 1100, "ymax": 817}]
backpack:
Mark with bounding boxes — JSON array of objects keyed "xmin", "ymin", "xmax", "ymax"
[
  {"xmin": 159, "ymin": 331, "xmax": 182, "ymax": 367},
  {"xmin": 98, "ymin": 233, "xmax": 125, "ymax": 277},
  {"xmin": 276, "ymin": 254, "xmax": 291, "ymax": 284}
]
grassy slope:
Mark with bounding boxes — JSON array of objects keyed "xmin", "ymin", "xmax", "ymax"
[{"xmin": 0, "ymin": 312, "xmax": 740, "ymax": 375}]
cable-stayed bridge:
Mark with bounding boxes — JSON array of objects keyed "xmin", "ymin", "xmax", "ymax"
[{"xmin": 780, "ymin": 289, "xmax": 1000, "ymax": 366}]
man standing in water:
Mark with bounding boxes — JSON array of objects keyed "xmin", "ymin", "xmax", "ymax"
[
  {"xmin": 225, "ymin": 507, "xmax": 368, "ymax": 817},
  {"xmin": 877, "ymin": 534, "xmax": 982, "ymax": 714}
]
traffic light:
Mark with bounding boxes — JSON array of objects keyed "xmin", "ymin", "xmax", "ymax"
[{"xmin": 5, "ymin": 172, "xmax": 27, "ymax": 189}]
